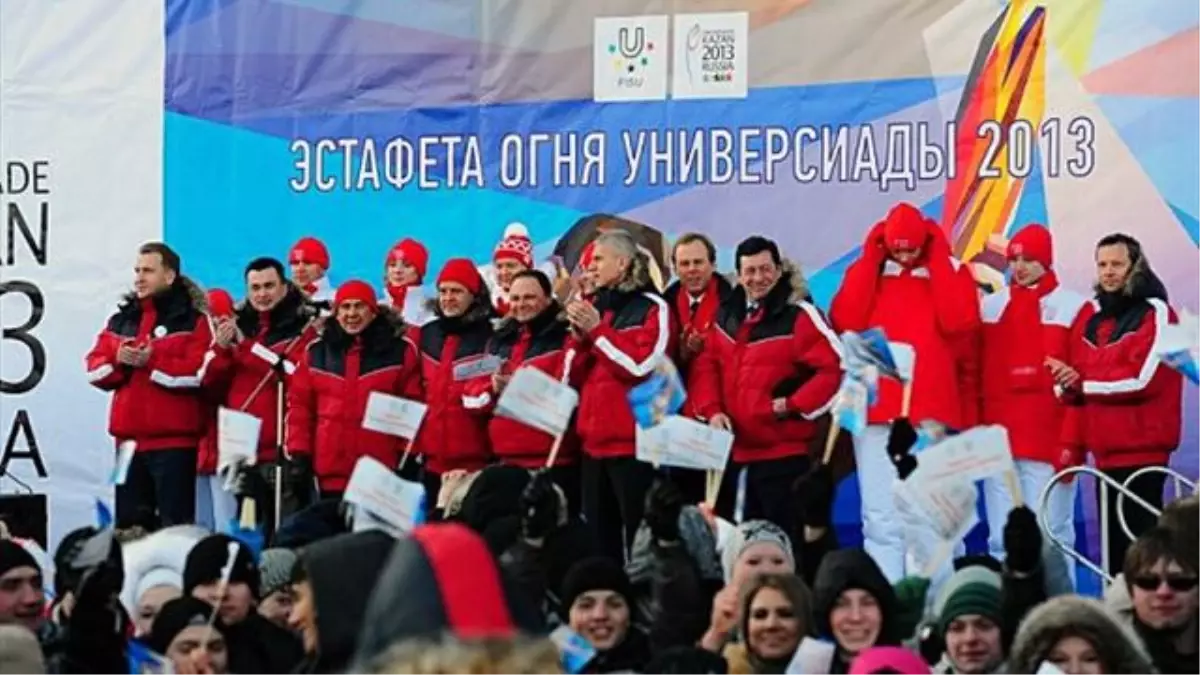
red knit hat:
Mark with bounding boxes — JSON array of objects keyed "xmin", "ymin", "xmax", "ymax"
[
  {"xmin": 333, "ymin": 280, "xmax": 378, "ymax": 311},
  {"xmin": 289, "ymin": 237, "xmax": 330, "ymax": 270},
  {"xmin": 1007, "ymin": 224, "xmax": 1053, "ymax": 269},
  {"xmin": 206, "ymin": 289, "xmax": 235, "ymax": 318},
  {"xmin": 882, "ymin": 203, "xmax": 930, "ymax": 251},
  {"xmin": 437, "ymin": 258, "xmax": 483, "ymax": 295},
  {"xmin": 387, "ymin": 238, "xmax": 429, "ymax": 281},
  {"xmin": 493, "ymin": 223, "xmax": 534, "ymax": 269}
]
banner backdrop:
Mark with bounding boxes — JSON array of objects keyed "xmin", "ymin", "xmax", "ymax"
[{"xmin": 3, "ymin": 0, "xmax": 1197, "ymax": 579}]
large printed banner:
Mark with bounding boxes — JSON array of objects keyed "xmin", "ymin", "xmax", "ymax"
[{"xmin": 1, "ymin": 0, "xmax": 1197, "ymax": 557}]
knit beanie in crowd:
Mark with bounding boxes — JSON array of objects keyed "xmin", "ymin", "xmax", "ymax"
[
  {"xmin": 1007, "ymin": 224, "xmax": 1053, "ymax": 269},
  {"xmin": 148, "ymin": 596, "xmax": 225, "ymax": 655},
  {"xmin": 437, "ymin": 258, "xmax": 484, "ymax": 296},
  {"xmin": 493, "ymin": 223, "xmax": 534, "ymax": 269},
  {"xmin": 289, "ymin": 236, "xmax": 330, "ymax": 270},
  {"xmin": 935, "ymin": 565, "xmax": 1002, "ymax": 636},
  {"xmin": 721, "ymin": 520, "xmax": 795, "ymax": 583},
  {"xmin": 258, "ymin": 548, "xmax": 297, "ymax": 599},
  {"xmin": 183, "ymin": 534, "xmax": 259, "ymax": 599},
  {"xmin": 0, "ymin": 540, "xmax": 39, "ymax": 581},
  {"xmin": 333, "ymin": 279, "xmax": 378, "ymax": 312},
  {"xmin": 559, "ymin": 556, "xmax": 634, "ymax": 619},
  {"xmin": 882, "ymin": 202, "xmax": 929, "ymax": 252},
  {"xmin": 387, "ymin": 238, "xmax": 429, "ymax": 282}
]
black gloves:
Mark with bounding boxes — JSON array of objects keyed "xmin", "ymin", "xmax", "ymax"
[
  {"xmin": 230, "ymin": 466, "xmax": 268, "ymax": 501},
  {"xmin": 520, "ymin": 469, "xmax": 561, "ymax": 541},
  {"xmin": 792, "ymin": 464, "xmax": 835, "ymax": 528},
  {"xmin": 644, "ymin": 475, "xmax": 686, "ymax": 543},
  {"xmin": 286, "ymin": 455, "xmax": 314, "ymax": 494},
  {"xmin": 887, "ymin": 417, "xmax": 919, "ymax": 480},
  {"xmin": 1003, "ymin": 505, "xmax": 1042, "ymax": 573}
]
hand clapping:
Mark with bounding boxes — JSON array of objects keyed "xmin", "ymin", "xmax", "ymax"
[{"xmin": 566, "ymin": 299, "xmax": 601, "ymax": 334}]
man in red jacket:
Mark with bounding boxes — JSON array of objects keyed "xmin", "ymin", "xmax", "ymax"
[
  {"xmin": 1059, "ymin": 233, "xmax": 1183, "ymax": 574},
  {"xmin": 690, "ymin": 236, "xmax": 843, "ymax": 535},
  {"xmin": 979, "ymin": 225, "xmax": 1088, "ymax": 579},
  {"xmin": 286, "ymin": 280, "xmax": 421, "ymax": 499},
  {"xmin": 566, "ymin": 229, "xmax": 674, "ymax": 561},
  {"xmin": 85, "ymin": 242, "xmax": 213, "ymax": 530},
  {"xmin": 195, "ymin": 287, "xmax": 239, "ymax": 531},
  {"xmin": 202, "ymin": 257, "xmax": 321, "ymax": 534},
  {"xmin": 829, "ymin": 203, "xmax": 981, "ymax": 582}
]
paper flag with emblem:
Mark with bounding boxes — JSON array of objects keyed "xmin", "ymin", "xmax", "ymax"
[
  {"xmin": 1156, "ymin": 310, "xmax": 1199, "ymax": 385},
  {"xmin": 628, "ymin": 357, "xmax": 687, "ymax": 429}
]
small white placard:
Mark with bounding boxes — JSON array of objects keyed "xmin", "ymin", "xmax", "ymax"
[
  {"xmin": 786, "ymin": 637, "xmax": 836, "ymax": 674},
  {"xmin": 452, "ymin": 355, "xmax": 503, "ymax": 381},
  {"xmin": 344, "ymin": 456, "xmax": 425, "ymax": 535},
  {"xmin": 217, "ymin": 407, "xmax": 261, "ymax": 473},
  {"xmin": 362, "ymin": 392, "xmax": 427, "ymax": 440},
  {"xmin": 250, "ymin": 341, "xmax": 296, "ymax": 375},
  {"xmin": 895, "ymin": 476, "xmax": 978, "ymax": 541},
  {"xmin": 496, "ymin": 367, "xmax": 579, "ymax": 436},
  {"xmin": 912, "ymin": 425, "xmax": 1015, "ymax": 486},
  {"xmin": 634, "ymin": 416, "xmax": 732, "ymax": 471}
]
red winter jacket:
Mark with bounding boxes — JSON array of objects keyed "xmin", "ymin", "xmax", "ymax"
[
  {"xmin": 198, "ymin": 288, "xmax": 319, "ymax": 474},
  {"xmin": 462, "ymin": 307, "xmax": 586, "ymax": 469},
  {"xmin": 665, "ymin": 275, "xmax": 735, "ymax": 419},
  {"xmin": 690, "ymin": 268, "xmax": 843, "ymax": 463},
  {"xmin": 575, "ymin": 282, "xmax": 675, "ymax": 459},
  {"xmin": 412, "ymin": 301, "xmax": 495, "ymax": 475},
  {"xmin": 85, "ymin": 280, "xmax": 214, "ymax": 451},
  {"xmin": 829, "ymin": 223, "xmax": 981, "ymax": 429},
  {"xmin": 286, "ymin": 315, "xmax": 421, "ymax": 491},
  {"xmin": 1061, "ymin": 289, "xmax": 1182, "ymax": 470},
  {"xmin": 980, "ymin": 273, "xmax": 1088, "ymax": 465}
]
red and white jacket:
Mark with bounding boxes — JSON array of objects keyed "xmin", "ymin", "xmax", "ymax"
[
  {"xmin": 1061, "ymin": 290, "xmax": 1183, "ymax": 470},
  {"xmin": 690, "ymin": 267, "xmax": 843, "ymax": 463},
  {"xmin": 462, "ymin": 307, "xmax": 587, "ymax": 469},
  {"xmin": 829, "ymin": 224, "xmax": 982, "ymax": 429},
  {"xmin": 85, "ymin": 280, "xmax": 214, "ymax": 451},
  {"xmin": 980, "ymin": 272, "xmax": 1088, "ymax": 464}
]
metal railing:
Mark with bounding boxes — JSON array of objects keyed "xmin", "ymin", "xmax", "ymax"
[{"xmin": 1116, "ymin": 466, "xmax": 1197, "ymax": 543}]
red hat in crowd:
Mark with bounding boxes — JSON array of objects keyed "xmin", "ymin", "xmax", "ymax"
[
  {"xmin": 334, "ymin": 280, "xmax": 378, "ymax": 312},
  {"xmin": 493, "ymin": 223, "xmax": 534, "ymax": 269},
  {"xmin": 1007, "ymin": 224, "xmax": 1053, "ymax": 269},
  {"xmin": 387, "ymin": 238, "xmax": 429, "ymax": 281},
  {"xmin": 437, "ymin": 258, "xmax": 484, "ymax": 296},
  {"xmin": 882, "ymin": 203, "xmax": 930, "ymax": 251},
  {"xmin": 290, "ymin": 237, "xmax": 330, "ymax": 270},
  {"xmin": 206, "ymin": 289, "xmax": 236, "ymax": 318}
]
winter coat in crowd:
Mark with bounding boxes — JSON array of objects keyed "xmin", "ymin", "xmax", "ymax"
[
  {"xmin": 1060, "ymin": 260, "xmax": 1182, "ymax": 470},
  {"xmin": 665, "ymin": 273, "xmax": 734, "ymax": 421},
  {"xmin": 85, "ymin": 277, "xmax": 214, "ymax": 450},
  {"xmin": 287, "ymin": 313, "xmax": 422, "ymax": 492},
  {"xmin": 412, "ymin": 296, "xmax": 496, "ymax": 475},
  {"xmin": 1104, "ymin": 572, "xmax": 1198, "ymax": 674},
  {"xmin": 199, "ymin": 284, "xmax": 319, "ymax": 471},
  {"xmin": 1009, "ymin": 595, "xmax": 1155, "ymax": 673},
  {"xmin": 690, "ymin": 260, "xmax": 843, "ymax": 464},
  {"xmin": 463, "ymin": 304, "xmax": 587, "ymax": 469},
  {"xmin": 812, "ymin": 549, "xmax": 902, "ymax": 673},
  {"xmin": 829, "ymin": 205, "xmax": 982, "ymax": 429}
]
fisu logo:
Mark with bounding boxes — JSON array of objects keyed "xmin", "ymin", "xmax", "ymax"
[{"xmin": 607, "ymin": 26, "xmax": 654, "ymax": 87}]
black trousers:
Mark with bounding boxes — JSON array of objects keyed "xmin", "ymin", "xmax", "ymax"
[
  {"xmin": 581, "ymin": 456, "xmax": 656, "ymax": 562},
  {"xmin": 116, "ymin": 447, "xmax": 197, "ymax": 530},
  {"xmin": 1099, "ymin": 465, "xmax": 1166, "ymax": 575},
  {"xmin": 714, "ymin": 454, "xmax": 809, "ymax": 537},
  {"xmin": 236, "ymin": 463, "xmax": 316, "ymax": 541}
]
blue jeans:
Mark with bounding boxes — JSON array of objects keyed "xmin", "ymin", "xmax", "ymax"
[{"xmin": 116, "ymin": 448, "xmax": 197, "ymax": 530}]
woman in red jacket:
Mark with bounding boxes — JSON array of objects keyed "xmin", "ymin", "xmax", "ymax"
[
  {"xmin": 1058, "ymin": 233, "xmax": 1183, "ymax": 574},
  {"xmin": 829, "ymin": 202, "xmax": 981, "ymax": 583},
  {"xmin": 979, "ymin": 225, "xmax": 1088, "ymax": 580}
]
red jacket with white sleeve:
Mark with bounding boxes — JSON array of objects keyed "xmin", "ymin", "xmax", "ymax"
[
  {"xmin": 574, "ymin": 278, "xmax": 676, "ymax": 459},
  {"xmin": 462, "ymin": 306, "xmax": 586, "ymax": 469},
  {"xmin": 285, "ymin": 314, "xmax": 421, "ymax": 491},
  {"xmin": 84, "ymin": 279, "xmax": 214, "ymax": 451},
  {"xmin": 980, "ymin": 272, "xmax": 1088, "ymax": 464},
  {"xmin": 1060, "ymin": 271, "xmax": 1182, "ymax": 470},
  {"xmin": 689, "ymin": 263, "xmax": 843, "ymax": 463}
]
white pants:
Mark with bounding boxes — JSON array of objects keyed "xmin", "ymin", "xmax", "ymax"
[
  {"xmin": 855, "ymin": 425, "xmax": 962, "ymax": 590},
  {"xmin": 194, "ymin": 475, "xmax": 237, "ymax": 531},
  {"xmin": 984, "ymin": 459, "xmax": 1077, "ymax": 589}
]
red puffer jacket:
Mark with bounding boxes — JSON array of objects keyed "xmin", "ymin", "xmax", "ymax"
[
  {"xmin": 85, "ymin": 280, "xmax": 214, "ymax": 451},
  {"xmin": 574, "ymin": 283, "xmax": 675, "ymax": 459},
  {"xmin": 412, "ymin": 301, "xmax": 495, "ymax": 475},
  {"xmin": 462, "ymin": 307, "xmax": 587, "ymax": 469},
  {"xmin": 829, "ymin": 221, "xmax": 981, "ymax": 429},
  {"xmin": 198, "ymin": 288, "xmax": 319, "ymax": 473},
  {"xmin": 690, "ymin": 266, "xmax": 843, "ymax": 463},
  {"xmin": 980, "ymin": 272, "xmax": 1088, "ymax": 464},
  {"xmin": 286, "ymin": 315, "xmax": 421, "ymax": 491},
  {"xmin": 1061, "ymin": 287, "xmax": 1182, "ymax": 470}
]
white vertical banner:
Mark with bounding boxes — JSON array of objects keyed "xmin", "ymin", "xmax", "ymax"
[{"xmin": 0, "ymin": 0, "xmax": 165, "ymax": 552}]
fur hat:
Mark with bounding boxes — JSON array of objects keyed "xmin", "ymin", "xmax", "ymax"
[{"xmin": 1009, "ymin": 595, "xmax": 1154, "ymax": 674}]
